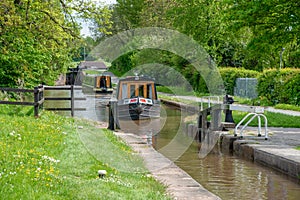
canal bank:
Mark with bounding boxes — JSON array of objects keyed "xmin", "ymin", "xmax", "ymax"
[
  {"xmin": 161, "ymin": 98, "xmax": 300, "ymax": 182},
  {"xmin": 221, "ymin": 131, "xmax": 300, "ymax": 181},
  {"xmin": 113, "ymin": 131, "xmax": 221, "ymax": 200}
]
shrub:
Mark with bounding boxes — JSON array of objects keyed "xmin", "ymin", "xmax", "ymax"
[{"xmin": 257, "ymin": 68, "xmax": 300, "ymax": 105}]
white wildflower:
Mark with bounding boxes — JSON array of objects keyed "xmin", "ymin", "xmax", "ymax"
[
  {"xmin": 9, "ymin": 131, "xmax": 15, "ymax": 136},
  {"xmin": 42, "ymin": 155, "xmax": 60, "ymax": 163}
]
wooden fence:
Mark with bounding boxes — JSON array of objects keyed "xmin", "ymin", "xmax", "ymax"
[{"xmin": 0, "ymin": 85, "xmax": 86, "ymax": 117}]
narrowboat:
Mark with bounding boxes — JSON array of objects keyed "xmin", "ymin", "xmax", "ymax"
[
  {"xmin": 82, "ymin": 74, "xmax": 113, "ymax": 93},
  {"xmin": 116, "ymin": 76, "xmax": 160, "ymax": 120}
]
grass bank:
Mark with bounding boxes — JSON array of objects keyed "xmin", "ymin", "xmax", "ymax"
[
  {"xmin": 0, "ymin": 105, "xmax": 170, "ymax": 199},
  {"xmin": 158, "ymin": 94, "xmax": 300, "ymax": 128}
]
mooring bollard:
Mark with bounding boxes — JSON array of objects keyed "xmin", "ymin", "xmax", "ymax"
[{"xmin": 224, "ymin": 95, "xmax": 235, "ymax": 123}]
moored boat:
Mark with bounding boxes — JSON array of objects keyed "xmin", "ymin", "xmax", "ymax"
[
  {"xmin": 116, "ymin": 76, "xmax": 160, "ymax": 120},
  {"xmin": 82, "ymin": 74, "xmax": 113, "ymax": 93}
]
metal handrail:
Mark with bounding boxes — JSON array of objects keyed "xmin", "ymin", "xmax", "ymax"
[
  {"xmin": 234, "ymin": 113, "xmax": 268, "ymax": 140},
  {"xmin": 200, "ymin": 96, "xmax": 220, "ymax": 111}
]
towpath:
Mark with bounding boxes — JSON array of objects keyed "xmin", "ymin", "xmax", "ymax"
[{"xmin": 159, "ymin": 93, "xmax": 300, "ymax": 116}]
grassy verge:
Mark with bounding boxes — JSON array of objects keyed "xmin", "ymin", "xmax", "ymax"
[
  {"xmin": 232, "ymin": 111, "xmax": 300, "ymax": 128},
  {"xmin": 296, "ymin": 146, "xmax": 300, "ymax": 150},
  {"xmin": 274, "ymin": 104, "xmax": 300, "ymax": 112},
  {"xmin": 0, "ymin": 106, "xmax": 170, "ymax": 199},
  {"xmin": 158, "ymin": 94, "xmax": 197, "ymax": 105},
  {"xmin": 157, "ymin": 86, "xmax": 196, "ymax": 96},
  {"xmin": 158, "ymin": 95, "xmax": 300, "ymax": 128}
]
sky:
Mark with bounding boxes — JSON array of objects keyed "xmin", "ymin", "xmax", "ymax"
[{"xmin": 80, "ymin": 0, "xmax": 117, "ymax": 37}]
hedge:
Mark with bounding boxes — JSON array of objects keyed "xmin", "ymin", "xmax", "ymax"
[
  {"xmin": 257, "ymin": 68, "xmax": 300, "ymax": 105},
  {"xmin": 193, "ymin": 67, "xmax": 300, "ymax": 106}
]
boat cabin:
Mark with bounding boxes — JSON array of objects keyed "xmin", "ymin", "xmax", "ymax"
[
  {"xmin": 116, "ymin": 76, "xmax": 160, "ymax": 120},
  {"xmin": 117, "ymin": 77, "xmax": 157, "ymax": 100},
  {"xmin": 83, "ymin": 75, "xmax": 113, "ymax": 93}
]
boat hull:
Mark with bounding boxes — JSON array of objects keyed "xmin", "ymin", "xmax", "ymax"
[{"xmin": 117, "ymin": 100, "xmax": 160, "ymax": 120}]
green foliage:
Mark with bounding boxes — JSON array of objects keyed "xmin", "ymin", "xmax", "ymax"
[
  {"xmin": 109, "ymin": 51, "xmax": 137, "ymax": 77},
  {"xmin": 225, "ymin": 0, "xmax": 300, "ymax": 70},
  {"xmin": 105, "ymin": 0, "xmax": 299, "ymax": 72},
  {"xmin": 0, "ymin": 0, "xmax": 112, "ymax": 88},
  {"xmin": 219, "ymin": 67, "xmax": 259, "ymax": 95},
  {"xmin": 257, "ymin": 68, "xmax": 300, "ymax": 105}
]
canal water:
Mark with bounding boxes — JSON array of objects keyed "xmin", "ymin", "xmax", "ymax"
[
  {"xmin": 45, "ymin": 90, "xmax": 300, "ymax": 199},
  {"xmin": 157, "ymin": 107, "xmax": 300, "ymax": 200}
]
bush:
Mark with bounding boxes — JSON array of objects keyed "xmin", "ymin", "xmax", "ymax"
[{"xmin": 257, "ymin": 68, "xmax": 300, "ymax": 105}]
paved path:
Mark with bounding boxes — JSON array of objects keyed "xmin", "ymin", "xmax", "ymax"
[
  {"xmin": 244, "ymin": 127, "xmax": 300, "ymax": 147},
  {"xmin": 114, "ymin": 131, "xmax": 221, "ymax": 200}
]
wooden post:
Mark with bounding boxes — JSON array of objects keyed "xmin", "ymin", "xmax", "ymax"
[
  {"xmin": 210, "ymin": 108, "xmax": 222, "ymax": 131},
  {"xmin": 71, "ymin": 85, "xmax": 74, "ymax": 117},
  {"xmin": 34, "ymin": 86, "xmax": 39, "ymax": 117},
  {"xmin": 39, "ymin": 85, "xmax": 44, "ymax": 110},
  {"xmin": 201, "ymin": 111, "xmax": 208, "ymax": 142},
  {"xmin": 114, "ymin": 100, "xmax": 120, "ymax": 129},
  {"xmin": 108, "ymin": 100, "xmax": 115, "ymax": 130}
]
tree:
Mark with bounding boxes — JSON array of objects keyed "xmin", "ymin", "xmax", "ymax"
[
  {"xmin": 0, "ymin": 0, "xmax": 111, "ymax": 88},
  {"xmin": 225, "ymin": 0, "xmax": 300, "ymax": 70}
]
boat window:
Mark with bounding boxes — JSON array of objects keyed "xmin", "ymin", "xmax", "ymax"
[
  {"xmin": 130, "ymin": 85, "xmax": 135, "ymax": 97},
  {"xmin": 139, "ymin": 85, "xmax": 144, "ymax": 97},
  {"xmin": 122, "ymin": 83, "xmax": 127, "ymax": 99},
  {"xmin": 100, "ymin": 77, "xmax": 106, "ymax": 88},
  {"xmin": 147, "ymin": 84, "xmax": 153, "ymax": 99}
]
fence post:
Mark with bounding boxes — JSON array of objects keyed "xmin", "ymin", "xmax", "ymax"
[
  {"xmin": 34, "ymin": 86, "xmax": 39, "ymax": 117},
  {"xmin": 39, "ymin": 85, "xmax": 44, "ymax": 110},
  {"xmin": 71, "ymin": 85, "xmax": 74, "ymax": 117}
]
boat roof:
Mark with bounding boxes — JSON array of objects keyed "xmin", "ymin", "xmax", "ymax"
[
  {"xmin": 85, "ymin": 74, "xmax": 111, "ymax": 77},
  {"xmin": 119, "ymin": 76, "xmax": 155, "ymax": 83}
]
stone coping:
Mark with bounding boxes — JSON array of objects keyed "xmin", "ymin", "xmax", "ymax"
[{"xmin": 114, "ymin": 131, "xmax": 221, "ymax": 200}]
